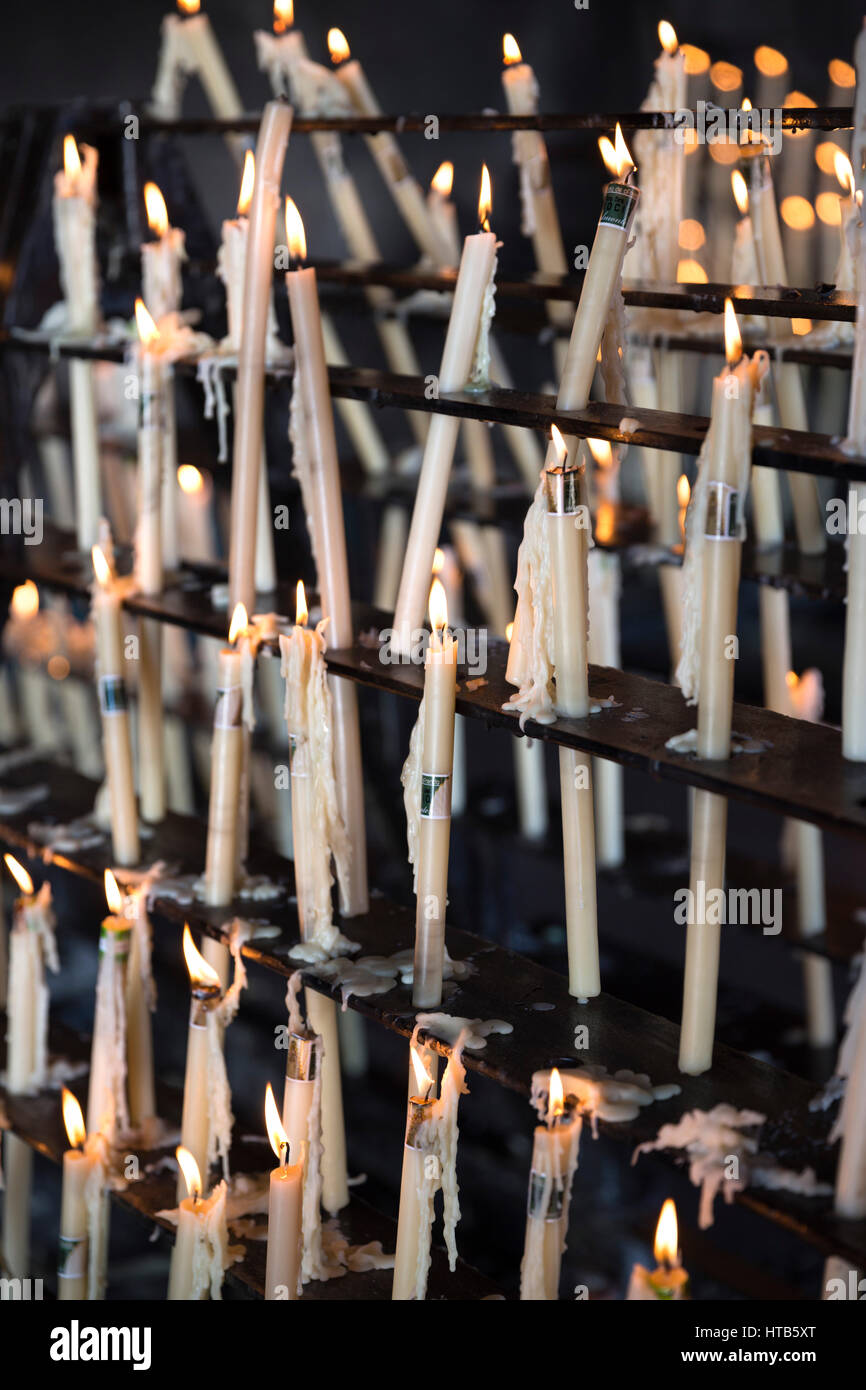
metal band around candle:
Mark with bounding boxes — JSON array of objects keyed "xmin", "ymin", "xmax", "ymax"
[
  {"xmin": 704, "ymin": 482, "xmax": 742, "ymax": 541},
  {"xmin": 99, "ymin": 921, "xmax": 131, "ymax": 959},
  {"xmin": 405, "ymin": 1096, "xmax": 435, "ymax": 1149},
  {"xmin": 545, "ymin": 463, "xmax": 583, "ymax": 516},
  {"xmin": 286, "ymin": 1030, "xmax": 319, "ymax": 1082},
  {"xmin": 58, "ymin": 1234, "xmax": 87, "ymax": 1280},
  {"xmin": 527, "ymin": 1170, "xmax": 567, "ymax": 1221},
  {"xmin": 190, "ymin": 982, "xmax": 221, "ymax": 1028},
  {"xmin": 99, "ymin": 674, "xmax": 128, "ymax": 717},
  {"xmin": 288, "ymin": 732, "xmax": 311, "ymax": 779},
  {"xmin": 420, "ymin": 771, "xmax": 451, "ymax": 820},
  {"xmin": 598, "ymin": 181, "xmax": 640, "ymax": 232},
  {"xmin": 214, "ymin": 684, "xmax": 243, "ymax": 730}
]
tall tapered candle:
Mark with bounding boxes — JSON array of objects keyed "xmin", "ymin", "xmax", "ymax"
[
  {"xmin": 178, "ymin": 928, "xmax": 222, "ymax": 1199},
  {"xmin": 264, "ymin": 1082, "xmax": 303, "ymax": 1300},
  {"xmin": 58, "ymin": 1088, "xmax": 94, "ymax": 1300},
  {"xmin": 123, "ymin": 878, "xmax": 157, "ymax": 1131},
  {"xmin": 229, "ymin": 100, "xmax": 292, "ymax": 617},
  {"xmin": 520, "ymin": 1069, "xmax": 581, "ymax": 1300},
  {"xmin": 142, "ymin": 182, "xmax": 184, "ymax": 571},
  {"xmin": 393, "ymin": 167, "xmax": 498, "ymax": 654},
  {"xmin": 626, "ymin": 1199, "xmax": 689, "ymax": 1299},
  {"xmin": 133, "ymin": 299, "xmax": 166, "ymax": 825},
  {"xmin": 86, "ymin": 869, "xmax": 131, "ymax": 1140},
  {"xmin": 203, "ymin": 603, "xmax": 247, "ymax": 908},
  {"xmin": 151, "ymin": 0, "xmax": 246, "ymax": 160},
  {"xmin": 91, "ymin": 544, "xmax": 139, "ymax": 866},
  {"xmin": 635, "ymin": 21, "xmax": 686, "ymax": 285}
]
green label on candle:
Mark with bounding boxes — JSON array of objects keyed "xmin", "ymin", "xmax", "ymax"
[
  {"xmin": 99, "ymin": 924, "xmax": 131, "ymax": 959},
  {"xmin": 421, "ymin": 772, "xmax": 452, "ymax": 820},
  {"xmin": 99, "ymin": 675, "xmax": 128, "ymax": 716},
  {"xmin": 58, "ymin": 1234, "xmax": 86, "ymax": 1280},
  {"xmin": 599, "ymin": 183, "xmax": 638, "ymax": 231}
]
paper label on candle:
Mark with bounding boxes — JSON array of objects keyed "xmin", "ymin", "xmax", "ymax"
[
  {"xmin": 704, "ymin": 482, "xmax": 742, "ymax": 540},
  {"xmin": 58, "ymin": 1234, "xmax": 87, "ymax": 1280},
  {"xmin": 599, "ymin": 183, "xmax": 639, "ymax": 232},
  {"xmin": 420, "ymin": 772, "xmax": 452, "ymax": 819},
  {"xmin": 214, "ymin": 684, "xmax": 242, "ymax": 730},
  {"xmin": 99, "ymin": 675, "xmax": 128, "ymax": 716},
  {"xmin": 99, "ymin": 924, "xmax": 131, "ymax": 959}
]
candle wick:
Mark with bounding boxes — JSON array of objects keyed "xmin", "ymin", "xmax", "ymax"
[{"xmin": 280, "ymin": 1140, "xmax": 289, "ymax": 1168}]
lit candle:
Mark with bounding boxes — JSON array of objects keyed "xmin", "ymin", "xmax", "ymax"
[
  {"xmin": 228, "ymin": 100, "xmax": 292, "ymax": 617},
  {"xmin": 142, "ymin": 181, "xmax": 185, "ymax": 573},
  {"xmin": 754, "ymin": 45, "xmax": 789, "ymax": 111},
  {"xmin": 283, "ymin": 199, "xmax": 368, "ymax": 916},
  {"xmin": 176, "ymin": 464, "xmax": 215, "ymax": 562},
  {"xmin": 264, "ymin": 1082, "xmax": 303, "ymax": 1300},
  {"xmin": 203, "ymin": 602, "xmax": 247, "ymax": 910},
  {"xmin": 626, "ymin": 1199, "xmax": 689, "ymax": 1299},
  {"xmin": 677, "ymin": 303, "xmax": 768, "ymax": 1074},
  {"xmin": 167, "ymin": 1145, "xmax": 231, "ymax": 1300},
  {"xmin": 58, "ymin": 1088, "xmax": 94, "ymax": 1300},
  {"xmin": 178, "ymin": 927, "xmax": 223, "ymax": 1199},
  {"xmin": 586, "ymin": 439, "xmax": 624, "ymax": 870},
  {"xmin": 281, "ymin": 1019, "xmax": 323, "ymax": 1281},
  {"xmin": 427, "ymin": 161, "xmax": 460, "ymax": 267},
  {"xmin": 91, "ymin": 543, "xmax": 140, "ymax": 865},
  {"xmin": 151, "ymin": 0, "xmax": 246, "ymax": 159},
  {"xmin": 133, "ymin": 298, "xmax": 166, "ymax": 825},
  {"xmin": 519, "ymin": 1069, "xmax": 581, "ymax": 1300},
  {"xmin": 86, "ymin": 869, "xmax": 131, "ymax": 1140},
  {"xmin": 393, "ymin": 167, "xmax": 498, "ymax": 654},
  {"xmin": 53, "ymin": 134, "xmax": 101, "ymax": 551},
  {"xmin": 635, "ymin": 21, "xmax": 686, "ymax": 284}
]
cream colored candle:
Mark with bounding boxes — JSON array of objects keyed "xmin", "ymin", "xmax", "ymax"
[
  {"xmin": 264, "ymin": 1083, "xmax": 303, "ymax": 1300},
  {"xmin": 636, "ymin": 22, "xmax": 687, "ymax": 284},
  {"xmin": 53, "ymin": 135, "xmax": 101, "ymax": 551},
  {"xmin": 520, "ymin": 1070, "xmax": 581, "ymax": 1301},
  {"xmin": 177, "ymin": 465, "xmax": 215, "ymax": 562},
  {"xmin": 203, "ymin": 604, "xmax": 246, "ymax": 907},
  {"xmin": 86, "ymin": 874, "xmax": 131, "ymax": 1140},
  {"xmin": 91, "ymin": 545, "xmax": 139, "ymax": 865},
  {"xmin": 229, "ymin": 100, "xmax": 291, "ymax": 617},
  {"xmin": 178, "ymin": 929, "xmax": 223, "ymax": 1199},
  {"xmin": 125, "ymin": 882, "xmax": 157, "ymax": 1130},
  {"xmin": 626, "ymin": 1199, "xmax": 689, "ymax": 1300},
  {"xmin": 393, "ymin": 168, "xmax": 498, "ymax": 654},
  {"xmin": 412, "ymin": 580, "xmax": 457, "ymax": 1009},
  {"xmin": 843, "ymin": 178, "xmax": 866, "ymax": 761},
  {"xmin": 58, "ymin": 1088, "xmax": 93, "ymax": 1300},
  {"xmin": 505, "ymin": 619, "xmax": 548, "ymax": 841},
  {"xmin": 167, "ymin": 1145, "xmax": 232, "ymax": 1301},
  {"xmin": 151, "ymin": 0, "xmax": 246, "ymax": 160},
  {"xmin": 142, "ymin": 182, "xmax": 184, "ymax": 571},
  {"xmin": 428, "ymin": 162, "xmax": 461, "ymax": 266},
  {"xmin": 835, "ymin": 975, "xmax": 866, "ymax": 1219},
  {"xmin": 282, "ymin": 1027, "xmax": 318, "ymax": 1172},
  {"xmin": 392, "ymin": 1090, "xmax": 436, "ymax": 1301}
]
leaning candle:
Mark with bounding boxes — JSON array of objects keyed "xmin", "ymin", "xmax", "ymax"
[
  {"xmin": 392, "ymin": 167, "xmax": 498, "ymax": 654},
  {"xmin": 427, "ymin": 161, "xmax": 460, "ymax": 266},
  {"xmin": 86, "ymin": 869, "xmax": 131, "ymax": 1141},
  {"xmin": 228, "ymin": 99, "xmax": 292, "ymax": 617},
  {"xmin": 53, "ymin": 134, "xmax": 101, "ymax": 551},
  {"xmin": 58, "ymin": 1088, "xmax": 94, "ymax": 1300},
  {"xmin": 178, "ymin": 927, "xmax": 223, "ymax": 1198},
  {"xmin": 91, "ymin": 543, "xmax": 139, "ymax": 865},
  {"xmin": 520, "ymin": 1069, "xmax": 581, "ymax": 1301},
  {"xmin": 133, "ymin": 299, "xmax": 166, "ymax": 825},
  {"xmin": 203, "ymin": 603, "xmax": 247, "ymax": 909},
  {"xmin": 635, "ymin": 21, "xmax": 687, "ymax": 285},
  {"xmin": 626, "ymin": 1199, "xmax": 689, "ymax": 1300},
  {"xmin": 151, "ymin": 0, "xmax": 246, "ymax": 160},
  {"xmin": 264, "ymin": 1082, "xmax": 303, "ymax": 1300}
]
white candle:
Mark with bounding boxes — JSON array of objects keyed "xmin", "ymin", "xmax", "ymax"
[
  {"xmin": 176, "ymin": 465, "xmax": 215, "ymax": 562},
  {"xmin": 520, "ymin": 1070, "xmax": 581, "ymax": 1300},
  {"xmin": 264, "ymin": 1083, "xmax": 303, "ymax": 1300},
  {"xmin": 427, "ymin": 161, "xmax": 460, "ymax": 266},
  {"xmin": 635, "ymin": 22, "xmax": 687, "ymax": 284},
  {"xmin": 281, "ymin": 1018, "xmax": 322, "ymax": 1279},
  {"xmin": 626, "ymin": 1199, "xmax": 689, "ymax": 1300},
  {"xmin": 86, "ymin": 870, "xmax": 131, "ymax": 1141},
  {"xmin": 91, "ymin": 544, "xmax": 140, "ymax": 866},
  {"xmin": 843, "ymin": 169, "xmax": 866, "ymax": 761},
  {"xmin": 178, "ymin": 929, "xmax": 223, "ymax": 1199},
  {"xmin": 58, "ymin": 1088, "xmax": 94, "ymax": 1300},
  {"xmin": 167, "ymin": 1145, "xmax": 230, "ymax": 1300},
  {"xmin": 124, "ymin": 880, "xmax": 157, "ymax": 1131},
  {"xmin": 203, "ymin": 604, "xmax": 246, "ymax": 907},
  {"xmin": 142, "ymin": 181, "xmax": 185, "ymax": 572},
  {"xmin": 151, "ymin": 0, "xmax": 246, "ymax": 160}
]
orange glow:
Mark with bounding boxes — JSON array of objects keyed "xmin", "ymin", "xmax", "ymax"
[
  {"xmin": 4, "ymin": 853, "xmax": 34, "ymax": 897},
  {"xmin": 754, "ymin": 46, "xmax": 787, "ymax": 78},
  {"xmin": 731, "ymin": 169, "xmax": 749, "ymax": 216},
  {"xmin": 677, "ymin": 474, "xmax": 691, "ymax": 509},
  {"xmin": 549, "ymin": 1068, "xmax": 565, "ymax": 1121},
  {"xmin": 410, "ymin": 1045, "xmax": 434, "ymax": 1100},
  {"xmin": 11, "ymin": 579, "xmax": 39, "ymax": 619},
  {"xmin": 63, "ymin": 1088, "xmax": 86, "ymax": 1149},
  {"xmin": 430, "ymin": 161, "xmax": 454, "ymax": 198},
  {"xmin": 595, "ymin": 501, "xmax": 615, "ymax": 546},
  {"xmin": 134, "ymin": 298, "xmax": 160, "ymax": 347},
  {"xmin": 780, "ymin": 196, "xmax": 815, "ymax": 231},
  {"xmin": 104, "ymin": 868, "xmax": 123, "ymax": 916},
  {"xmin": 182, "ymin": 924, "xmax": 221, "ymax": 990},
  {"xmin": 273, "ymin": 0, "xmax": 293, "ymax": 33},
  {"xmin": 265, "ymin": 1082, "xmax": 289, "ymax": 1163},
  {"xmin": 328, "ymin": 27, "xmax": 350, "ymax": 64},
  {"xmin": 828, "ymin": 59, "xmax": 856, "ymax": 90},
  {"xmin": 237, "ymin": 150, "xmax": 255, "ymax": 217},
  {"xmin": 295, "ymin": 581, "xmax": 308, "ymax": 628},
  {"xmin": 550, "ymin": 423, "xmax": 568, "ymax": 467},
  {"xmin": 63, "ymin": 134, "xmax": 81, "ymax": 179},
  {"xmin": 429, "ymin": 577, "xmax": 448, "ymax": 634},
  {"xmin": 815, "ymin": 191, "xmax": 842, "ymax": 227},
  {"xmin": 815, "ymin": 140, "xmax": 844, "ymax": 175},
  {"xmin": 792, "ymin": 319, "xmax": 813, "ymax": 336},
  {"xmin": 710, "ymin": 61, "xmax": 742, "ymax": 93},
  {"xmin": 658, "ymin": 21, "xmax": 678, "ymax": 55},
  {"xmin": 432, "ymin": 547, "xmax": 445, "ymax": 574},
  {"xmin": 285, "ymin": 196, "xmax": 307, "ymax": 262},
  {"xmin": 91, "ymin": 544, "xmax": 112, "ymax": 589},
  {"xmin": 681, "ymin": 44, "xmax": 710, "ymax": 77},
  {"xmin": 478, "ymin": 164, "xmax": 492, "ymax": 232},
  {"xmin": 228, "ymin": 602, "xmax": 248, "ymax": 645},
  {"xmin": 786, "ymin": 669, "xmax": 799, "ymax": 690},
  {"xmin": 724, "ymin": 298, "xmax": 742, "ymax": 366},
  {"xmin": 835, "ymin": 151, "xmax": 855, "ymax": 199},
  {"xmin": 177, "ymin": 464, "xmax": 204, "ymax": 495},
  {"xmin": 47, "ymin": 655, "xmax": 70, "ymax": 682},
  {"xmin": 587, "ymin": 438, "xmax": 613, "ymax": 469},
  {"xmin": 784, "ymin": 91, "xmax": 816, "ymax": 139},
  {"xmin": 176, "ymin": 1145, "xmax": 202, "ymax": 1202},
  {"xmin": 143, "ymin": 182, "xmax": 169, "ymax": 238},
  {"xmin": 654, "ymin": 1198, "xmax": 679, "ymax": 1266},
  {"xmin": 178, "ymin": 0, "xmax": 201, "ymax": 14},
  {"xmin": 708, "ymin": 139, "xmax": 739, "ymax": 166},
  {"xmin": 502, "ymin": 32, "xmax": 522, "ymax": 65},
  {"xmin": 677, "ymin": 258, "xmax": 708, "ymax": 284},
  {"xmin": 678, "ymin": 219, "xmax": 705, "ymax": 251},
  {"xmin": 505, "ymin": 621, "xmax": 515, "ymax": 643}
]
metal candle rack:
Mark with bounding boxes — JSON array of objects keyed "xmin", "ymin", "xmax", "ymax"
[{"xmin": 0, "ymin": 99, "xmax": 863, "ymax": 1299}]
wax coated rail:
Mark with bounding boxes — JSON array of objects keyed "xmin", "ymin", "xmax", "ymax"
[
  {"xmin": 2, "ymin": 525, "xmax": 864, "ymax": 837},
  {"xmin": 0, "ymin": 755, "xmax": 859, "ymax": 1269},
  {"xmin": 0, "ymin": 1020, "xmax": 497, "ymax": 1301}
]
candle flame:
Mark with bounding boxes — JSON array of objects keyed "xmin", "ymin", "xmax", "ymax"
[
  {"xmin": 502, "ymin": 32, "xmax": 522, "ymax": 65},
  {"xmin": 62, "ymin": 1087, "xmax": 86, "ymax": 1149},
  {"xmin": 237, "ymin": 150, "xmax": 255, "ymax": 217},
  {"xmin": 754, "ymin": 45, "xmax": 787, "ymax": 78},
  {"xmin": 548, "ymin": 1067, "xmax": 565, "ymax": 1120},
  {"xmin": 4, "ymin": 853, "xmax": 33, "ymax": 896},
  {"xmin": 478, "ymin": 165, "xmax": 492, "ymax": 232},
  {"xmin": 91, "ymin": 544, "xmax": 112, "ymax": 589},
  {"xmin": 265, "ymin": 1082, "xmax": 289, "ymax": 1162},
  {"xmin": 731, "ymin": 169, "xmax": 749, "ymax": 215},
  {"xmin": 285, "ymin": 196, "xmax": 307, "ymax": 262},
  {"xmin": 658, "ymin": 21, "xmax": 678, "ymax": 55},
  {"xmin": 677, "ymin": 474, "xmax": 691, "ymax": 508},
  {"xmin": 410, "ymin": 1045, "xmax": 434, "ymax": 1099},
  {"xmin": 328, "ymin": 27, "xmax": 350, "ymax": 64},
  {"xmin": 177, "ymin": 464, "xmax": 204, "ymax": 495},
  {"xmin": 835, "ymin": 151, "xmax": 855, "ymax": 198},
  {"xmin": 828, "ymin": 59, "xmax": 856, "ymax": 89},
  {"xmin": 430, "ymin": 161, "xmax": 454, "ymax": 198},
  {"xmin": 599, "ymin": 124, "xmax": 634, "ymax": 181},
  {"xmin": 295, "ymin": 580, "xmax": 308, "ymax": 627},
  {"xmin": 182, "ymin": 924, "xmax": 221, "ymax": 990},
  {"xmin": 273, "ymin": 0, "xmax": 293, "ymax": 33},
  {"xmin": 550, "ymin": 423, "xmax": 568, "ymax": 467},
  {"xmin": 710, "ymin": 61, "xmax": 742, "ymax": 94},
  {"xmin": 104, "ymin": 868, "xmax": 123, "ymax": 916},
  {"xmin": 134, "ymin": 298, "xmax": 160, "ymax": 347},
  {"xmin": 505, "ymin": 621, "xmax": 514, "ymax": 643},
  {"xmin": 587, "ymin": 437, "xmax": 613, "ymax": 468},
  {"xmin": 432, "ymin": 547, "xmax": 445, "ymax": 574},
  {"xmin": 176, "ymin": 1145, "xmax": 202, "ymax": 1201},
  {"xmin": 11, "ymin": 579, "xmax": 39, "ymax": 619},
  {"xmin": 724, "ymin": 298, "xmax": 742, "ymax": 366},
  {"xmin": 143, "ymin": 182, "xmax": 169, "ymax": 238},
  {"xmin": 654, "ymin": 1198, "xmax": 679, "ymax": 1266},
  {"xmin": 676, "ymin": 258, "xmax": 708, "ymax": 283},
  {"xmin": 63, "ymin": 134, "xmax": 81, "ymax": 179},
  {"xmin": 178, "ymin": 0, "xmax": 200, "ymax": 14},
  {"xmin": 228, "ymin": 602, "xmax": 248, "ymax": 645},
  {"xmin": 681, "ymin": 44, "xmax": 710, "ymax": 76},
  {"xmin": 428, "ymin": 577, "xmax": 448, "ymax": 634}
]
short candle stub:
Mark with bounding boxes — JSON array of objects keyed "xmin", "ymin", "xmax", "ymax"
[
  {"xmin": 404, "ymin": 1095, "xmax": 436, "ymax": 1149},
  {"xmin": 545, "ymin": 463, "xmax": 584, "ymax": 516},
  {"xmin": 704, "ymin": 482, "xmax": 742, "ymax": 540},
  {"xmin": 286, "ymin": 1030, "xmax": 320, "ymax": 1082}
]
